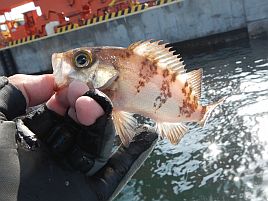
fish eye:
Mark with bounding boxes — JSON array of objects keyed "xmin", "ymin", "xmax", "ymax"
[{"xmin": 73, "ymin": 50, "xmax": 92, "ymax": 68}]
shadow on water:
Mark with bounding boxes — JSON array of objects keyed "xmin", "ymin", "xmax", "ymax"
[{"xmin": 115, "ymin": 38, "xmax": 268, "ymax": 201}]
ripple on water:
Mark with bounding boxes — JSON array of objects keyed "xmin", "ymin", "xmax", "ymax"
[{"xmin": 115, "ymin": 38, "xmax": 268, "ymax": 201}]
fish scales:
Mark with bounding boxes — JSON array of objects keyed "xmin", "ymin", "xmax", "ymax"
[
  {"xmin": 92, "ymin": 47, "xmax": 202, "ymax": 122},
  {"xmin": 93, "ymin": 49, "xmax": 198, "ymax": 123},
  {"xmin": 52, "ymin": 40, "xmax": 226, "ymax": 146}
]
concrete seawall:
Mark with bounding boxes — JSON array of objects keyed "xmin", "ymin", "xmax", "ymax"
[
  {"xmin": 0, "ymin": 0, "xmax": 267, "ymax": 75},
  {"xmin": 244, "ymin": 0, "xmax": 268, "ymax": 38}
]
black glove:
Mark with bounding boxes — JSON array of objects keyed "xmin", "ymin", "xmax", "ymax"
[
  {"xmin": 0, "ymin": 77, "xmax": 158, "ymax": 201},
  {"xmin": 21, "ymin": 89, "xmax": 115, "ymax": 176}
]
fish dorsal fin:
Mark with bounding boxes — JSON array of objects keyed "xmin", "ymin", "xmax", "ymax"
[
  {"xmin": 187, "ymin": 68, "xmax": 203, "ymax": 99},
  {"xmin": 128, "ymin": 40, "xmax": 143, "ymax": 50},
  {"xmin": 156, "ymin": 122, "xmax": 188, "ymax": 144},
  {"xmin": 128, "ymin": 40, "xmax": 186, "ymax": 75},
  {"xmin": 112, "ymin": 110, "xmax": 138, "ymax": 147}
]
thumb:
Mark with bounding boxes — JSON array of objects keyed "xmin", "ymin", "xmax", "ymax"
[{"xmin": 8, "ymin": 74, "xmax": 55, "ymax": 107}]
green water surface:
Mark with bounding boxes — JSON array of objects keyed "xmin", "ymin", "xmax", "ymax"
[{"xmin": 115, "ymin": 38, "xmax": 268, "ymax": 201}]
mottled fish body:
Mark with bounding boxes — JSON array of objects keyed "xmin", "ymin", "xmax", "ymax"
[{"xmin": 52, "ymin": 40, "xmax": 226, "ymax": 146}]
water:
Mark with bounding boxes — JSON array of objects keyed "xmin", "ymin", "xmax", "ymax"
[{"xmin": 115, "ymin": 38, "xmax": 268, "ymax": 201}]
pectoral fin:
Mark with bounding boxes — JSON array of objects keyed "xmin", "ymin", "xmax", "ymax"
[
  {"xmin": 156, "ymin": 122, "xmax": 188, "ymax": 144},
  {"xmin": 187, "ymin": 68, "xmax": 203, "ymax": 99},
  {"xmin": 112, "ymin": 111, "xmax": 138, "ymax": 146}
]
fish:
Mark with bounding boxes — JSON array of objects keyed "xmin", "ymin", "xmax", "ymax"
[{"xmin": 52, "ymin": 40, "xmax": 226, "ymax": 146}]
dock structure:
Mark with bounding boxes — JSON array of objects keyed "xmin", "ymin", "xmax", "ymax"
[
  {"xmin": 0, "ymin": 0, "xmax": 267, "ymax": 75},
  {"xmin": 4, "ymin": 0, "xmax": 181, "ymax": 50}
]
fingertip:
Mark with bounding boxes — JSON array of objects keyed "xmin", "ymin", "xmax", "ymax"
[
  {"xmin": 68, "ymin": 80, "xmax": 89, "ymax": 107},
  {"xmin": 46, "ymin": 94, "xmax": 68, "ymax": 116},
  {"xmin": 75, "ymin": 96, "xmax": 104, "ymax": 126}
]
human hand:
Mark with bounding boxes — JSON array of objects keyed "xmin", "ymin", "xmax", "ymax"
[
  {"xmin": 8, "ymin": 74, "xmax": 104, "ymax": 125},
  {"xmin": 0, "ymin": 74, "xmax": 158, "ymax": 201},
  {"xmin": 9, "ymin": 74, "xmax": 115, "ymax": 176}
]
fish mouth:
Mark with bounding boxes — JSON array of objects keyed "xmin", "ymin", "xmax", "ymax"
[
  {"xmin": 51, "ymin": 53, "xmax": 62, "ymax": 71},
  {"xmin": 51, "ymin": 53, "xmax": 67, "ymax": 89}
]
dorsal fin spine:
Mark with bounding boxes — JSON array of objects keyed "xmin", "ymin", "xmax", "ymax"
[
  {"xmin": 155, "ymin": 54, "xmax": 170, "ymax": 60},
  {"xmin": 155, "ymin": 49, "xmax": 165, "ymax": 53},
  {"xmin": 167, "ymin": 61, "xmax": 178, "ymax": 66},
  {"xmin": 158, "ymin": 58, "xmax": 170, "ymax": 63},
  {"xmin": 130, "ymin": 39, "xmax": 186, "ymax": 75},
  {"xmin": 166, "ymin": 58, "xmax": 178, "ymax": 64}
]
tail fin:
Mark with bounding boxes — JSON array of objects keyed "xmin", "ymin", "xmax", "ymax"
[{"xmin": 199, "ymin": 96, "xmax": 227, "ymax": 127}]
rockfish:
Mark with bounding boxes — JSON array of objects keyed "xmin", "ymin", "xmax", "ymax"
[{"xmin": 52, "ymin": 40, "xmax": 226, "ymax": 146}]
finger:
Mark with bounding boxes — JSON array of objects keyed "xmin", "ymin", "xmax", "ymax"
[
  {"xmin": 46, "ymin": 94, "xmax": 68, "ymax": 116},
  {"xmin": 68, "ymin": 80, "xmax": 89, "ymax": 107},
  {"xmin": 8, "ymin": 74, "xmax": 55, "ymax": 107},
  {"xmin": 46, "ymin": 80, "xmax": 89, "ymax": 116},
  {"xmin": 53, "ymin": 86, "xmax": 69, "ymax": 108},
  {"xmin": 75, "ymin": 96, "xmax": 104, "ymax": 126}
]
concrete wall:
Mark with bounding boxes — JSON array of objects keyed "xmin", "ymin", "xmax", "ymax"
[
  {"xmin": 0, "ymin": 0, "xmax": 267, "ymax": 75},
  {"xmin": 244, "ymin": 0, "xmax": 268, "ymax": 38}
]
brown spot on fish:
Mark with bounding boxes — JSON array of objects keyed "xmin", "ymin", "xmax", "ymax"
[
  {"xmin": 171, "ymin": 72, "xmax": 177, "ymax": 82},
  {"xmin": 118, "ymin": 51, "xmax": 132, "ymax": 59},
  {"xmin": 189, "ymin": 87, "xmax": 192, "ymax": 95},
  {"xmin": 139, "ymin": 80, "xmax": 145, "ymax": 87},
  {"xmin": 153, "ymin": 95, "xmax": 161, "ymax": 109},
  {"xmin": 179, "ymin": 91, "xmax": 198, "ymax": 118},
  {"xmin": 149, "ymin": 61, "xmax": 158, "ymax": 73},
  {"xmin": 135, "ymin": 58, "xmax": 158, "ymax": 93},
  {"xmin": 193, "ymin": 95, "xmax": 198, "ymax": 109},
  {"xmin": 186, "ymin": 96, "xmax": 190, "ymax": 102},
  {"xmin": 126, "ymin": 51, "xmax": 131, "ymax": 58},
  {"xmin": 163, "ymin": 69, "xmax": 169, "ymax": 78},
  {"xmin": 179, "ymin": 81, "xmax": 199, "ymax": 117},
  {"xmin": 141, "ymin": 58, "xmax": 150, "ymax": 67},
  {"xmin": 153, "ymin": 79, "xmax": 172, "ymax": 110},
  {"xmin": 180, "ymin": 99, "xmax": 194, "ymax": 118},
  {"xmin": 182, "ymin": 87, "xmax": 186, "ymax": 95},
  {"xmin": 182, "ymin": 81, "xmax": 194, "ymax": 99}
]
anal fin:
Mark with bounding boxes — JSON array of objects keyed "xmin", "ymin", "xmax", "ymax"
[
  {"xmin": 112, "ymin": 111, "xmax": 138, "ymax": 147},
  {"xmin": 156, "ymin": 122, "xmax": 188, "ymax": 144}
]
